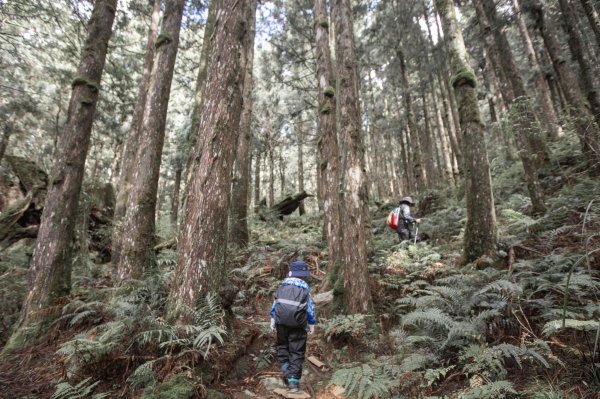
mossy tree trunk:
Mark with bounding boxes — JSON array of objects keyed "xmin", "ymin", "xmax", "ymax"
[
  {"xmin": 112, "ymin": 0, "xmax": 161, "ymax": 265},
  {"xmin": 525, "ymin": 0, "xmax": 600, "ymax": 170},
  {"xmin": 230, "ymin": 0, "xmax": 258, "ymax": 248},
  {"xmin": 170, "ymin": 166, "xmax": 182, "ymax": 228},
  {"xmin": 365, "ymin": 71, "xmax": 386, "ymax": 199},
  {"xmin": 314, "ymin": 0, "xmax": 342, "ymax": 284},
  {"xmin": 116, "ymin": 0, "xmax": 186, "ymax": 283},
  {"xmin": 473, "ymin": 0, "xmax": 547, "ymax": 215},
  {"xmin": 166, "ymin": 0, "xmax": 248, "ymax": 320},
  {"xmin": 512, "ymin": 0, "xmax": 563, "ymax": 140},
  {"xmin": 436, "ymin": 0, "xmax": 498, "ymax": 263},
  {"xmin": 3, "ymin": 0, "xmax": 117, "ymax": 353},
  {"xmin": 332, "ymin": 0, "xmax": 372, "ymax": 314}
]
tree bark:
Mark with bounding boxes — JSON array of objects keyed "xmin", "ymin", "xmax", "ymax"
[
  {"xmin": 112, "ymin": 0, "xmax": 161, "ymax": 265},
  {"xmin": 332, "ymin": 0, "xmax": 372, "ymax": 314},
  {"xmin": 436, "ymin": 0, "xmax": 498, "ymax": 263},
  {"xmin": 297, "ymin": 120, "xmax": 306, "ymax": 216},
  {"xmin": 167, "ymin": 0, "xmax": 247, "ymax": 319},
  {"xmin": 4, "ymin": 0, "xmax": 117, "ymax": 352},
  {"xmin": 512, "ymin": 0, "xmax": 563, "ymax": 140},
  {"xmin": 170, "ymin": 166, "xmax": 182, "ymax": 228},
  {"xmin": 253, "ymin": 149, "xmax": 261, "ymax": 213},
  {"xmin": 314, "ymin": 0, "xmax": 342, "ymax": 283},
  {"xmin": 116, "ymin": 0, "xmax": 186, "ymax": 283},
  {"xmin": 230, "ymin": 0, "xmax": 258, "ymax": 248},
  {"xmin": 183, "ymin": 0, "xmax": 217, "ymax": 187}
]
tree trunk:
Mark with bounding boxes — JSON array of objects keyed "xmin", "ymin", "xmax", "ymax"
[
  {"xmin": 474, "ymin": 0, "xmax": 547, "ymax": 214},
  {"xmin": 512, "ymin": 0, "xmax": 563, "ymax": 140},
  {"xmin": 366, "ymin": 72, "xmax": 385, "ymax": 200},
  {"xmin": 0, "ymin": 117, "xmax": 14, "ymax": 165},
  {"xmin": 170, "ymin": 166, "xmax": 182, "ymax": 229},
  {"xmin": 230, "ymin": 0, "xmax": 258, "ymax": 248},
  {"xmin": 297, "ymin": 120, "xmax": 306, "ymax": 216},
  {"xmin": 112, "ymin": 0, "xmax": 161, "ymax": 265},
  {"xmin": 254, "ymin": 150, "xmax": 261, "ymax": 213},
  {"xmin": 332, "ymin": 0, "xmax": 372, "ymax": 314},
  {"xmin": 166, "ymin": 0, "xmax": 247, "ymax": 319},
  {"xmin": 436, "ymin": 0, "xmax": 498, "ymax": 263},
  {"xmin": 279, "ymin": 148, "xmax": 285, "ymax": 197},
  {"xmin": 396, "ymin": 46, "xmax": 425, "ymax": 192},
  {"xmin": 525, "ymin": 0, "xmax": 600, "ymax": 168},
  {"xmin": 183, "ymin": 0, "xmax": 217, "ymax": 187},
  {"xmin": 3, "ymin": 0, "xmax": 117, "ymax": 353},
  {"xmin": 580, "ymin": 0, "xmax": 600, "ymax": 46},
  {"xmin": 314, "ymin": 0, "xmax": 342, "ymax": 283},
  {"xmin": 116, "ymin": 0, "xmax": 186, "ymax": 283},
  {"xmin": 268, "ymin": 143, "xmax": 275, "ymax": 206},
  {"xmin": 557, "ymin": 0, "xmax": 600, "ymax": 130}
]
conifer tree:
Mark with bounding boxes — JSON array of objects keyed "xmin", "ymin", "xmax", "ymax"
[
  {"xmin": 167, "ymin": 0, "xmax": 249, "ymax": 318},
  {"xmin": 436, "ymin": 0, "xmax": 498, "ymax": 263},
  {"xmin": 116, "ymin": 0, "xmax": 187, "ymax": 282},
  {"xmin": 4, "ymin": 0, "xmax": 118, "ymax": 352}
]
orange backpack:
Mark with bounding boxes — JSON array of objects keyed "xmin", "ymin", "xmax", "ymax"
[{"xmin": 386, "ymin": 208, "xmax": 399, "ymax": 230}]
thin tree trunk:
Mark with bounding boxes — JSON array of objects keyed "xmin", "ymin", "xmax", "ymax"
[
  {"xmin": 396, "ymin": 46, "xmax": 425, "ymax": 191},
  {"xmin": 558, "ymin": 0, "xmax": 600, "ymax": 130},
  {"xmin": 170, "ymin": 166, "xmax": 182, "ymax": 228},
  {"xmin": 332, "ymin": 0, "xmax": 372, "ymax": 314},
  {"xmin": 436, "ymin": 0, "xmax": 497, "ymax": 263},
  {"xmin": 167, "ymin": 0, "xmax": 248, "ymax": 319},
  {"xmin": 279, "ymin": 148, "xmax": 285, "ymax": 197},
  {"xmin": 254, "ymin": 150, "xmax": 261, "ymax": 213},
  {"xmin": 512, "ymin": 0, "xmax": 563, "ymax": 140},
  {"xmin": 297, "ymin": 120, "xmax": 306, "ymax": 216},
  {"xmin": 580, "ymin": 0, "xmax": 600, "ymax": 45},
  {"xmin": 366, "ymin": 71, "xmax": 385, "ymax": 199},
  {"xmin": 268, "ymin": 143, "xmax": 275, "ymax": 206},
  {"xmin": 112, "ymin": 0, "xmax": 161, "ymax": 265},
  {"xmin": 315, "ymin": 0, "xmax": 342, "ymax": 283},
  {"xmin": 474, "ymin": 0, "xmax": 548, "ymax": 214},
  {"xmin": 4, "ymin": 0, "xmax": 117, "ymax": 352},
  {"xmin": 230, "ymin": 0, "xmax": 258, "ymax": 247},
  {"xmin": 525, "ymin": 0, "xmax": 600, "ymax": 167},
  {"xmin": 117, "ymin": 0, "xmax": 186, "ymax": 283}
]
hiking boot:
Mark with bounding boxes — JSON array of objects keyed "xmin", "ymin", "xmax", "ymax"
[{"xmin": 287, "ymin": 377, "xmax": 300, "ymax": 393}]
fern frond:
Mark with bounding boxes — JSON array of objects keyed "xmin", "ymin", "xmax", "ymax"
[
  {"xmin": 458, "ymin": 380, "xmax": 517, "ymax": 399},
  {"xmin": 542, "ymin": 318, "xmax": 600, "ymax": 336},
  {"xmin": 50, "ymin": 377, "xmax": 108, "ymax": 399},
  {"xmin": 402, "ymin": 308, "xmax": 454, "ymax": 331}
]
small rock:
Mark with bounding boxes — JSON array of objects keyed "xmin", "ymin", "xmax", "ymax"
[
  {"xmin": 313, "ymin": 290, "xmax": 334, "ymax": 305},
  {"xmin": 260, "ymin": 376, "xmax": 287, "ymax": 391}
]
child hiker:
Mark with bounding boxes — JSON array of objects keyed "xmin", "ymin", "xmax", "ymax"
[{"xmin": 270, "ymin": 260, "xmax": 316, "ymax": 393}]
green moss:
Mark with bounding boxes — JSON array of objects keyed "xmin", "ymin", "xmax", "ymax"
[
  {"xmin": 72, "ymin": 76, "xmax": 100, "ymax": 93},
  {"xmin": 320, "ymin": 160, "xmax": 329, "ymax": 170},
  {"xmin": 323, "ymin": 86, "xmax": 335, "ymax": 98},
  {"xmin": 155, "ymin": 32, "xmax": 173, "ymax": 48},
  {"xmin": 450, "ymin": 69, "xmax": 477, "ymax": 88},
  {"xmin": 320, "ymin": 104, "xmax": 333, "ymax": 114},
  {"xmin": 318, "ymin": 18, "xmax": 329, "ymax": 29}
]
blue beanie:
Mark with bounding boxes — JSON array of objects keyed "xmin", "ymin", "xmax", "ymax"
[{"xmin": 289, "ymin": 260, "xmax": 310, "ymax": 277}]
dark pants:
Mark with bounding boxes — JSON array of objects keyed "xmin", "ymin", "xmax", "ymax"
[{"xmin": 276, "ymin": 324, "xmax": 307, "ymax": 380}]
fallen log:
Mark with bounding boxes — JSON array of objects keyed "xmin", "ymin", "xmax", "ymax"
[{"xmin": 259, "ymin": 190, "xmax": 312, "ymax": 221}]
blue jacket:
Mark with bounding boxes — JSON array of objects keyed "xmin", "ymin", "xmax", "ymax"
[{"xmin": 270, "ymin": 277, "xmax": 316, "ymax": 325}]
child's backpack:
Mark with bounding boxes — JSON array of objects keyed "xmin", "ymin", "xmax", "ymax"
[
  {"xmin": 274, "ymin": 284, "xmax": 309, "ymax": 327},
  {"xmin": 386, "ymin": 207, "xmax": 399, "ymax": 230}
]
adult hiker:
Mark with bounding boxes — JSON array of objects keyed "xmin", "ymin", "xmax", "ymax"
[
  {"xmin": 270, "ymin": 260, "xmax": 316, "ymax": 393},
  {"xmin": 396, "ymin": 196, "xmax": 421, "ymax": 242}
]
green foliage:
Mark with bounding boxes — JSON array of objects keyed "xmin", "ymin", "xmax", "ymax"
[
  {"xmin": 50, "ymin": 377, "xmax": 108, "ymax": 399},
  {"xmin": 323, "ymin": 314, "xmax": 368, "ymax": 342},
  {"xmin": 329, "ymin": 363, "xmax": 399, "ymax": 399},
  {"xmin": 542, "ymin": 319, "xmax": 600, "ymax": 336},
  {"xmin": 141, "ymin": 373, "xmax": 195, "ymax": 399},
  {"xmin": 458, "ymin": 380, "xmax": 517, "ymax": 399}
]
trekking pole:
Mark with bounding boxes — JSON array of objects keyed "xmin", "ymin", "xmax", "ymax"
[{"xmin": 413, "ymin": 224, "xmax": 419, "ymax": 245}]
